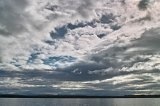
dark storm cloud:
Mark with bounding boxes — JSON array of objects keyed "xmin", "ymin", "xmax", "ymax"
[
  {"xmin": 132, "ymin": 28, "xmax": 160, "ymax": 50},
  {"xmin": 77, "ymin": 0, "xmax": 95, "ymax": 18},
  {"xmin": 100, "ymin": 13, "xmax": 116, "ymax": 24},
  {"xmin": 40, "ymin": 27, "xmax": 160, "ymax": 92},
  {"xmin": 1, "ymin": 0, "xmax": 160, "ymax": 96},
  {"xmin": 138, "ymin": 0, "xmax": 150, "ymax": 10},
  {"xmin": 0, "ymin": 0, "xmax": 29, "ymax": 36},
  {"xmin": 0, "ymin": 0, "xmax": 46, "ymax": 37},
  {"xmin": 3, "ymin": 27, "xmax": 160, "ymax": 84}
]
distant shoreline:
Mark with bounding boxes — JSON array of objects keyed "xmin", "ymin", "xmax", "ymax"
[{"xmin": 0, "ymin": 95, "xmax": 160, "ymax": 98}]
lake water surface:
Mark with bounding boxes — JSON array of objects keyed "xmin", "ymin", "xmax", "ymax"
[{"xmin": 0, "ymin": 98, "xmax": 159, "ymax": 106}]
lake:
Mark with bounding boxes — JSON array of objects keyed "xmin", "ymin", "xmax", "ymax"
[{"xmin": 0, "ymin": 98, "xmax": 159, "ymax": 106}]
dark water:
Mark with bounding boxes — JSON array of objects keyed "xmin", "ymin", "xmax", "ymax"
[{"xmin": 0, "ymin": 98, "xmax": 159, "ymax": 106}]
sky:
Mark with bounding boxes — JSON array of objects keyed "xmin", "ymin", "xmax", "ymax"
[{"xmin": 0, "ymin": 0, "xmax": 160, "ymax": 96}]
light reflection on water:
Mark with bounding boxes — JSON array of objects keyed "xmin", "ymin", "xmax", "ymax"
[{"xmin": 0, "ymin": 98, "xmax": 159, "ymax": 106}]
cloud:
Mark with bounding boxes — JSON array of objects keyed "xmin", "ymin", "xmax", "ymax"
[
  {"xmin": 138, "ymin": 0, "xmax": 150, "ymax": 10},
  {"xmin": 0, "ymin": 0, "xmax": 37, "ymax": 36},
  {"xmin": 37, "ymin": 26, "xmax": 160, "ymax": 95},
  {"xmin": 0, "ymin": 0, "xmax": 64, "ymax": 39},
  {"xmin": 76, "ymin": 0, "xmax": 96, "ymax": 18},
  {"xmin": 1, "ymin": 0, "xmax": 160, "ymax": 95},
  {"xmin": 0, "ymin": 0, "xmax": 101, "ymax": 62}
]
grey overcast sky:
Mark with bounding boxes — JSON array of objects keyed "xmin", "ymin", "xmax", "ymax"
[{"xmin": 0, "ymin": 0, "xmax": 160, "ymax": 96}]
